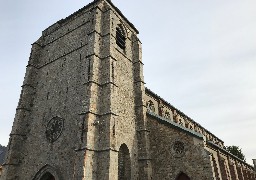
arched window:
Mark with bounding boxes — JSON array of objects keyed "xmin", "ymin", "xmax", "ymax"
[
  {"xmin": 164, "ymin": 111, "xmax": 171, "ymax": 119},
  {"xmin": 146, "ymin": 100, "xmax": 155, "ymax": 113},
  {"xmin": 176, "ymin": 172, "xmax": 190, "ymax": 180},
  {"xmin": 33, "ymin": 165, "xmax": 59, "ymax": 180},
  {"xmin": 118, "ymin": 144, "xmax": 131, "ymax": 180},
  {"xmin": 40, "ymin": 172, "xmax": 55, "ymax": 180},
  {"xmin": 116, "ymin": 25, "xmax": 126, "ymax": 49}
]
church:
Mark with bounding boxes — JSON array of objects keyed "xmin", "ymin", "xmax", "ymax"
[{"xmin": 1, "ymin": 0, "xmax": 256, "ymax": 179}]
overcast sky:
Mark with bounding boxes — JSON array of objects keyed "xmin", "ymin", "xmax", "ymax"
[{"xmin": 0, "ymin": 0, "xmax": 255, "ymax": 165}]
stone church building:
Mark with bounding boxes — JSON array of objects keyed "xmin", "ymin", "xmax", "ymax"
[{"xmin": 1, "ymin": 0, "xmax": 256, "ymax": 179}]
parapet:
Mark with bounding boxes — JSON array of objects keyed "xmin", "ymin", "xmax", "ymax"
[{"xmin": 145, "ymin": 87, "xmax": 224, "ymax": 148}]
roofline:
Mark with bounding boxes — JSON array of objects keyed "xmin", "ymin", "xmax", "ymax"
[
  {"xmin": 147, "ymin": 111, "xmax": 204, "ymax": 140},
  {"xmin": 44, "ymin": 0, "xmax": 139, "ymax": 35},
  {"xmin": 105, "ymin": 0, "xmax": 139, "ymax": 34},
  {"xmin": 145, "ymin": 87, "xmax": 224, "ymax": 143}
]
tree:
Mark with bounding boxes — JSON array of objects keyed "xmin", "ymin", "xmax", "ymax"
[{"xmin": 225, "ymin": 145, "xmax": 246, "ymax": 161}]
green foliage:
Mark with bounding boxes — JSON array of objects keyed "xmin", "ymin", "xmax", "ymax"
[{"xmin": 225, "ymin": 145, "xmax": 246, "ymax": 161}]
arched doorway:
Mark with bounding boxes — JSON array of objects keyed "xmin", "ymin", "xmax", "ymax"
[
  {"xmin": 33, "ymin": 165, "xmax": 59, "ymax": 180},
  {"xmin": 176, "ymin": 172, "xmax": 190, "ymax": 180},
  {"xmin": 40, "ymin": 172, "xmax": 55, "ymax": 180},
  {"xmin": 118, "ymin": 144, "xmax": 131, "ymax": 180}
]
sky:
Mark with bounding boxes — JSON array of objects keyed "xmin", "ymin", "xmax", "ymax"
[{"xmin": 0, "ymin": 0, "xmax": 255, "ymax": 165}]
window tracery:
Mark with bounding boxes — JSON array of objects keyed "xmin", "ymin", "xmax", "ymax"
[
  {"xmin": 173, "ymin": 141, "xmax": 185, "ymax": 155},
  {"xmin": 146, "ymin": 100, "xmax": 155, "ymax": 113},
  {"xmin": 172, "ymin": 140, "xmax": 186, "ymax": 158},
  {"xmin": 45, "ymin": 117, "xmax": 64, "ymax": 143}
]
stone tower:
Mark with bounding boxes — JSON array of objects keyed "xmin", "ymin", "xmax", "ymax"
[{"xmin": 2, "ymin": 0, "xmax": 152, "ymax": 179}]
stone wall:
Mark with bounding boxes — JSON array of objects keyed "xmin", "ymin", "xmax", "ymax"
[
  {"xmin": 147, "ymin": 113, "xmax": 214, "ymax": 180},
  {"xmin": 145, "ymin": 88, "xmax": 256, "ymax": 180},
  {"xmin": 2, "ymin": 3, "xmax": 96, "ymax": 179},
  {"xmin": 145, "ymin": 88, "xmax": 224, "ymax": 148}
]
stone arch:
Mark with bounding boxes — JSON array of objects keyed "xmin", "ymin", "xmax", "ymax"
[
  {"xmin": 176, "ymin": 172, "xmax": 190, "ymax": 180},
  {"xmin": 33, "ymin": 164, "xmax": 60, "ymax": 180},
  {"xmin": 118, "ymin": 143, "xmax": 131, "ymax": 180},
  {"xmin": 40, "ymin": 172, "xmax": 55, "ymax": 180}
]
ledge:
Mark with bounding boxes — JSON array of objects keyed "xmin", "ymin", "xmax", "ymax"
[
  {"xmin": 75, "ymin": 146, "xmax": 118, "ymax": 152},
  {"xmin": 79, "ymin": 111, "xmax": 118, "ymax": 117},
  {"xmin": 83, "ymin": 80, "xmax": 118, "ymax": 88},
  {"xmin": 147, "ymin": 111, "xmax": 204, "ymax": 140}
]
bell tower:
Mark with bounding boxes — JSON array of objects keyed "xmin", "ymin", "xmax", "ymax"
[{"xmin": 2, "ymin": 0, "xmax": 152, "ymax": 179}]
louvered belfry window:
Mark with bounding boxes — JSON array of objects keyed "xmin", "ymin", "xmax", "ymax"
[{"xmin": 116, "ymin": 26, "xmax": 126, "ymax": 49}]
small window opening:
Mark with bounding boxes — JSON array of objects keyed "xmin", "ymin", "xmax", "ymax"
[{"xmin": 116, "ymin": 26, "xmax": 126, "ymax": 49}]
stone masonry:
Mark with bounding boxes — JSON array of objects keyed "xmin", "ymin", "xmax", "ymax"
[
  {"xmin": 145, "ymin": 88, "xmax": 256, "ymax": 180},
  {"xmin": 1, "ymin": 0, "xmax": 255, "ymax": 180},
  {"xmin": 1, "ymin": 0, "xmax": 144, "ymax": 179}
]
